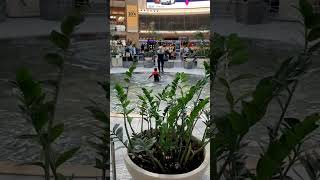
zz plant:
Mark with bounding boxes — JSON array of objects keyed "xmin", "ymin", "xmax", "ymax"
[
  {"xmin": 86, "ymin": 81, "xmax": 110, "ymax": 180},
  {"xmin": 209, "ymin": 0, "xmax": 320, "ymax": 179},
  {"xmin": 12, "ymin": 8, "xmax": 88, "ymax": 180},
  {"xmin": 112, "ymin": 62, "xmax": 211, "ymax": 174}
]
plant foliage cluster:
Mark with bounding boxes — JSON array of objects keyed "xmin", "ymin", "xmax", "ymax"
[
  {"xmin": 12, "ymin": 6, "xmax": 90, "ymax": 180},
  {"xmin": 112, "ymin": 62, "xmax": 211, "ymax": 174},
  {"xmin": 209, "ymin": 0, "xmax": 320, "ymax": 179}
]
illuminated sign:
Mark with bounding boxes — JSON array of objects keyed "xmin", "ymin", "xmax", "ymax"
[
  {"xmin": 146, "ymin": 0, "xmax": 209, "ymax": 9},
  {"xmin": 126, "ymin": 4, "xmax": 138, "ymax": 32}
]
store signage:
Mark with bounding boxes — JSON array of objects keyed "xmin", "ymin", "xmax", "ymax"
[
  {"xmin": 128, "ymin": 11, "xmax": 137, "ymax": 17},
  {"xmin": 126, "ymin": 4, "xmax": 138, "ymax": 32},
  {"xmin": 146, "ymin": 0, "xmax": 209, "ymax": 9}
]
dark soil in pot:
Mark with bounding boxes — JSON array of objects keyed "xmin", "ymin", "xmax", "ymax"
[{"xmin": 128, "ymin": 129, "xmax": 205, "ymax": 174}]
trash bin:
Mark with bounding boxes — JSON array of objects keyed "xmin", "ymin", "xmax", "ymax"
[
  {"xmin": 234, "ymin": 0, "xmax": 266, "ymax": 24},
  {"xmin": 40, "ymin": 0, "xmax": 73, "ymax": 20}
]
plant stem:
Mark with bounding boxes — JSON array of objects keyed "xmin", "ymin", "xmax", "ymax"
[
  {"xmin": 50, "ymin": 52, "xmax": 66, "ymax": 128},
  {"xmin": 218, "ymin": 151, "xmax": 234, "ymax": 179},
  {"xmin": 273, "ymin": 81, "xmax": 298, "ymax": 139},
  {"xmin": 304, "ymin": 25, "xmax": 308, "ymax": 54},
  {"xmin": 44, "ymin": 149, "xmax": 50, "ymax": 180},
  {"xmin": 189, "ymin": 140, "xmax": 210, "ymax": 161},
  {"xmin": 201, "ymin": 127, "xmax": 208, "ymax": 144},
  {"xmin": 148, "ymin": 152, "xmax": 166, "ymax": 173},
  {"xmin": 182, "ymin": 144, "xmax": 193, "ymax": 166},
  {"xmin": 282, "ymin": 146, "xmax": 301, "ymax": 179},
  {"xmin": 123, "ymin": 113, "xmax": 132, "ymax": 147},
  {"xmin": 141, "ymin": 114, "xmax": 144, "ymax": 132},
  {"xmin": 210, "ymin": 142, "xmax": 218, "ymax": 180}
]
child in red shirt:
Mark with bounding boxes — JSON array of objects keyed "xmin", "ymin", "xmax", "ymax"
[{"xmin": 149, "ymin": 68, "xmax": 161, "ymax": 82}]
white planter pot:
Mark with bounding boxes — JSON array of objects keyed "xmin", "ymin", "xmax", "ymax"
[
  {"xmin": 144, "ymin": 57, "xmax": 153, "ymax": 61},
  {"xmin": 185, "ymin": 58, "xmax": 194, "ymax": 62},
  {"xmin": 6, "ymin": 0, "xmax": 39, "ymax": 17},
  {"xmin": 124, "ymin": 148, "xmax": 209, "ymax": 180},
  {"xmin": 111, "ymin": 56, "xmax": 122, "ymax": 67},
  {"xmin": 196, "ymin": 58, "xmax": 209, "ymax": 69}
]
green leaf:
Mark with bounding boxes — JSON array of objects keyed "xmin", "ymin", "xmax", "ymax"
[
  {"xmin": 299, "ymin": 0, "xmax": 314, "ymax": 27},
  {"xmin": 86, "ymin": 106, "xmax": 108, "ymax": 123},
  {"xmin": 55, "ymin": 147, "xmax": 80, "ymax": 168},
  {"xmin": 188, "ymin": 97, "xmax": 209, "ymax": 127},
  {"xmin": 49, "ymin": 123, "xmax": 64, "ymax": 142},
  {"xmin": 230, "ymin": 74, "xmax": 256, "ymax": 83},
  {"xmin": 309, "ymin": 41, "xmax": 320, "ymax": 53},
  {"xmin": 228, "ymin": 111, "xmax": 248, "ymax": 134},
  {"xmin": 308, "ymin": 27, "xmax": 320, "ymax": 41},
  {"xmin": 218, "ymin": 77, "xmax": 230, "ymax": 89},
  {"xmin": 15, "ymin": 68, "xmax": 43, "ymax": 106},
  {"xmin": 226, "ymin": 89, "xmax": 234, "ymax": 110},
  {"xmin": 126, "ymin": 108, "xmax": 135, "ymax": 115},
  {"xmin": 226, "ymin": 33, "xmax": 245, "ymax": 51},
  {"xmin": 229, "ymin": 49, "xmax": 249, "ymax": 65},
  {"xmin": 127, "ymin": 116, "xmax": 134, "ymax": 124},
  {"xmin": 49, "ymin": 30, "xmax": 70, "ymax": 50},
  {"xmin": 203, "ymin": 61, "xmax": 210, "ymax": 75},
  {"xmin": 113, "ymin": 124, "xmax": 120, "ymax": 134},
  {"xmin": 116, "ymin": 126, "xmax": 124, "ymax": 141},
  {"xmin": 256, "ymin": 113, "xmax": 320, "ymax": 180},
  {"xmin": 44, "ymin": 53, "xmax": 64, "ymax": 68},
  {"xmin": 235, "ymin": 91, "xmax": 253, "ymax": 104},
  {"xmin": 32, "ymin": 104, "xmax": 49, "ymax": 132},
  {"xmin": 61, "ymin": 15, "xmax": 82, "ymax": 36},
  {"xmin": 284, "ymin": 117, "xmax": 301, "ymax": 128}
]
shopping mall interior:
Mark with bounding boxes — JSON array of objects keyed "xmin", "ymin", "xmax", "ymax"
[{"xmin": 110, "ymin": 0, "xmax": 210, "ymax": 64}]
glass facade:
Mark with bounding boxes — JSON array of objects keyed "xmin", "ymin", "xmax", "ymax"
[{"xmin": 139, "ymin": 14, "xmax": 210, "ymax": 31}]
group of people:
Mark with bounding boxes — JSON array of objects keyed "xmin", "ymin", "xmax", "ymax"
[
  {"xmin": 124, "ymin": 43, "xmax": 137, "ymax": 61},
  {"xmin": 121, "ymin": 41, "xmax": 193, "ymax": 82}
]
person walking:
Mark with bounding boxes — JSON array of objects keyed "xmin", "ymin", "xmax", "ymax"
[
  {"xmin": 141, "ymin": 43, "xmax": 145, "ymax": 53},
  {"xmin": 132, "ymin": 44, "xmax": 137, "ymax": 61},
  {"xmin": 157, "ymin": 45, "xmax": 165, "ymax": 73}
]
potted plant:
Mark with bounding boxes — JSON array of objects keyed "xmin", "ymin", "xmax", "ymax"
[
  {"xmin": 184, "ymin": 53, "xmax": 196, "ymax": 69},
  {"xmin": 111, "ymin": 44, "xmax": 122, "ymax": 67},
  {"xmin": 111, "ymin": 51, "xmax": 122, "ymax": 68},
  {"xmin": 6, "ymin": 0, "xmax": 40, "ymax": 17},
  {"xmin": 12, "ymin": 9, "xmax": 86, "ymax": 180},
  {"xmin": 112, "ymin": 64, "xmax": 210, "ymax": 180},
  {"xmin": 208, "ymin": 1, "xmax": 320, "ymax": 179},
  {"xmin": 0, "ymin": 0, "xmax": 6, "ymax": 22},
  {"xmin": 194, "ymin": 48, "xmax": 210, "ymax": 69}
]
